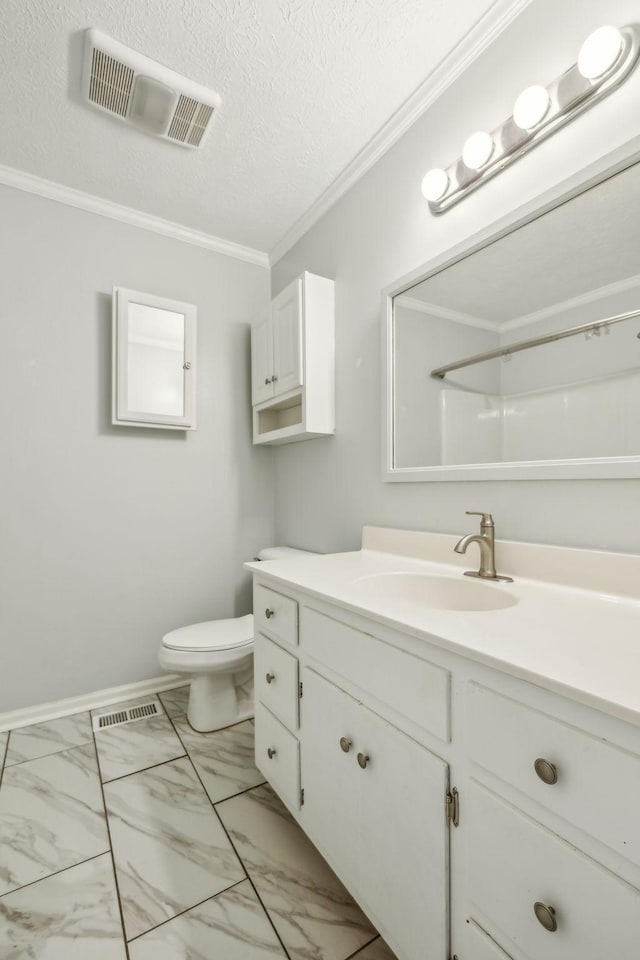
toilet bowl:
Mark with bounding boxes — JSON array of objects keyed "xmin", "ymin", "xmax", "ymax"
[
  {"xmin": 159, "ymin": 546, "xmax": 315, "ymax": 732},
  {"xmin": 159, "ymin": 614, "xmax": 255, "ymax": 732}
]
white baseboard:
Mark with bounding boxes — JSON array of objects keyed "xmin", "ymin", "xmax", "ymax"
[{"xmin": 0, "ymin": 674, "xmax": 189, "ymax": 733}]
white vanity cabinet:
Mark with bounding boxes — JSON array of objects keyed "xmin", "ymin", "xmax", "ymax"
[
  {"xmin": 250, "ymin": 549, "xmax": 640, "ymax": 960},
  {"xmin": 253, "ymin": 580, "xmax": 453, "ymax": 960},
  {"xmin": 251, "ymin": 272, "xmax": 335, "ymax": 444}
]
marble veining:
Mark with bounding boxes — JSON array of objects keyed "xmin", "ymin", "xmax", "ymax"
[
  {"xmin": 104, "ymin": 756, "xmax": 245, "ymax": 939},
  {"xmin": 95, "ymin": 713, "xmax": 185, "ymax": 782},
  {"xmin": 1, "ymin": 689, "xmax": 391, "ymax": 957},
  {"xmin": 0, "ymin": 742, "xmax": 109, "ymax": 895},
  {"xmin": 172, "ymin": 717, "xmax": 265, "ymax": 803},
  {"xmin": 158, "ymin": 686, "xmax": 190, "ymax": 718},
  {"xmin": 217, "ymin": 783, "xmax": 376, "ymax": 960},
  {"xmin": 0, "ymin": 853, "xmax": 127, "ymax": 959},
  {"xmin": 128, "ymin": 879, "xmax": 287, "ymax": 959},
  {"xmin": 5, "ymin": 711, "xmax": 92, "ymax": 767}
]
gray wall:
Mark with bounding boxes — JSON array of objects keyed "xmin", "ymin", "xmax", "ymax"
[
  {"xmin": 0, "ymin": 186, "xmax": 273, "ymax": 712},
  {"xmin": 272, "ymin": 0, "xmax": 640, "ymax": 555}
]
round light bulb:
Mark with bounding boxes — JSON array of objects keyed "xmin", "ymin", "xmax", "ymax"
[
  {"xmin": 578, "ymin": 25, "xmax": 624, "ymax": 80},
  {"xmin": 513, "ymin": 85, "xmax": 551, "ymax": 130},
  {"xmin": 421, "ymin": 168, "xmax": 449, "ymax": 202},
  {"xmin": 462, "ymin": 131, "xmax": 494, "ymax": 170}
]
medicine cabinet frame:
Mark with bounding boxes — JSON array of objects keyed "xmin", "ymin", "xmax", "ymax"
[{"xmin": 112, "ymin": 287, "xmax": 197, "ymax": 430}]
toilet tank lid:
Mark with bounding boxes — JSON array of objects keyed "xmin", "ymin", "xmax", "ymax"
[
  {"xmin": 257, "ymin": 546, "xmax": 318, "ymax": 561},
  {"xmin": 162, "ymin": 613, "xmax": 254, "ymax": 652}
]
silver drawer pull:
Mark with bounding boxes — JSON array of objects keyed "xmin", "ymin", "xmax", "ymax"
[
  {"xmin": 264, "ymin": 376, "xmax": 272, "ymax": 384},
  {"xmin": 265, "ymin": 608, "xmax": 275, "ymax": 619},
  {"xmin": 265, "ymin": 672, "xmax": 275, "ymax": 684},
  {"xmin": 533, "ymin": 902, "xmax": 557, "ymax": 932},
  {"xmin": 267, "ymin": 747, "xmax": 277, "ymax": 759},
  {"xmin": 534, "ymin": 758, "xmax": 558, "ymax": 785},
  {"xmin": 357, "ymin": 752, "xmax": 370, "ymax": 769},
  {"xmin": 339, "ymin": 737, "xmax": 352, "ymax": 753}
]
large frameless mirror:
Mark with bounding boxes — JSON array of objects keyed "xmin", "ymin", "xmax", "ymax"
[
  {"xmin": 112, "ymin": 288, "xmax": 196, "ymax": 430},
  {"xmin": 385, "ymin": 158, "xmax": 640, "ymax": 481}
]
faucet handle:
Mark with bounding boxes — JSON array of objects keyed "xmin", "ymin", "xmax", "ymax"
[{"xmin": 465, "ymin": 511, "xmax": 494, "ymax": 527}]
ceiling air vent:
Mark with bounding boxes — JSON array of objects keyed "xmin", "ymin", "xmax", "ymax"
[{"xmin": 82, "ymin": 29, "xmax": 220, "ymax": 149}]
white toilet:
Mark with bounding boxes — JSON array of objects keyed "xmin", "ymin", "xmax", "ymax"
[{"xmin": 159, "ymin": 546, "xmax": 314, "ymax": 732}]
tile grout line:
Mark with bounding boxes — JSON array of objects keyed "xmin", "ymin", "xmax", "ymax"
[
  {"xmin": 167, "ymin": 711, "xmax": 294, "ymax": 960},
  {"xmin": 0, "ymin": 735, "xmax": 8, "ymax": 790},
  {"xmin": 344, "ymin": 935, "xmax": 383, "ymax": 959},
  {"xmin": 2, "ymin": 737, "xmax": 95, "ymax": 771},
  {"xmin": 90, "ymin": 724, "xmax": 132, "ymax": 960},
  {"xmin": 100, "ymin": 753, "xmax": 187, "ymax": 785},
  {"xmin": 125, "ymin": 875, "xmax": 248, "ymax": 943},
  {"xmin": 0, "ymin": 850, "xmax": 109, "ymax": 901}
]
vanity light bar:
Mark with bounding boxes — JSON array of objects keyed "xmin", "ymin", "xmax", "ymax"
[{"xmin": 422, "ymin": 24, "xmax": 640, "ymax": 214}]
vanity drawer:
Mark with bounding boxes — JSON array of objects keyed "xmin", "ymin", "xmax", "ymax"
[
  {"xmin": 254, "ymin": 584, "xmax": 298, "ymax": 648},
  {"xmin": 301, "ymin": 607, "xmax": 450, "ymax": 742},
  {"xmin": 254, "ymin": 702, "xmax": 300, "ymax": 812},
  {"xmin": 254, "ymin": 634, "xmax": 299, "ymax": 730},
  {"xmin": 467, "ymin": 781, "xmax": 640, "ymax": 960},
  {"xmin": 467, "ymin": 683, "xmax": 640, "ymax": 868}
]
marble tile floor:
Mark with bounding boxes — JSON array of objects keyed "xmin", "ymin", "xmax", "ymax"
[{"xmin": 0, "ymin": 687, "xmax": 397, "ymax": 960}]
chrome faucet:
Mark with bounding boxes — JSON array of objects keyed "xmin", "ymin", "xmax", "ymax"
[{"xmin": 454, "ymin": 512, "xmax": 513, "ymax": 582}]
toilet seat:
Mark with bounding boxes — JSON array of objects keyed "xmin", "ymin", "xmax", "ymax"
[{"xmin": 162, "ymin": 613, "xmax": 254, "ymax": 653}]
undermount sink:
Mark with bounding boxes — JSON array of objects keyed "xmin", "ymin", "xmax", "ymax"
[{"xmin": 352, "ymin": 571, "xmax": 518, "ymax": 611}]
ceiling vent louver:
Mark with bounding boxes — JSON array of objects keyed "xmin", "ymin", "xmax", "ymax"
[{"xmin": 82, "ymin": 29, "xmax": 220, "ymax": 149}]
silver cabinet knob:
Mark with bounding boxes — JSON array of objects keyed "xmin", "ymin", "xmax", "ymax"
[
  {"xmin": 183, "ymin": 361, "xmax": 192, "ymax": 370},
  {"xmin": 267, "ymin": 747, "xmax": 277, "ymax": 759},
  {"xmin": 339, "ymin": 737, "xmax": 352, "ymax": 753},
  {"xmin": 272, "ymin": 374, "xmax": 278, "ymax": 382},
  {"xmin": 265, "ymin": 673, "xmax": 275, "ymax": 684},
  {"xmin": 264, "ymin": 376, "xmax": 272, "ymax": 384},
  {"xmin": 265, "ymin": 608, "xmax": 274, "ymax": 619},
  {"xmin": 357, "ymin": 752, "xmax": 370, "ymax": 769},
  {"xmin": 534, "ymin": 758, "xmax": 558, "ymax": 785},
  {"xmin": 533, "ymin": 902, "xmax": 557, "ymax": 932}
]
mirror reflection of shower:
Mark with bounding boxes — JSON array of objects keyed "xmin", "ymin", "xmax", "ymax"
[{"xmin": 392, "ymin": 161, "xmax": 640, "ymax": 469}]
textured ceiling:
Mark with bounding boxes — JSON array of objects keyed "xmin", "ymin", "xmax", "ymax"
[
  {"xmin": 0, "ymin": 0, "xmax": 501, "ymax": 252},
  {"xmin": 405, "ymin": 160, "xmax": 640, "ymax": 327}
]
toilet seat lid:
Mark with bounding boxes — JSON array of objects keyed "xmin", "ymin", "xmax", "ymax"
[{"xmin": 162, "ymin": 614, "xmax": 254, "ymax": 653}]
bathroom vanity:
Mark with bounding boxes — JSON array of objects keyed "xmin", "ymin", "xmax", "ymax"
[{"xmin": 246, "ymin": 527, "xmax": 640, "ymax": 960}]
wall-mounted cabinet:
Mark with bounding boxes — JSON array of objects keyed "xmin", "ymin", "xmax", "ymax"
[{"xmin": 251, "ymin": 272, "xmax": 334, "ymax": 445}]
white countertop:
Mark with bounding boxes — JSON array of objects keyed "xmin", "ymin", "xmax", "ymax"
[{"xmin": 246, "ymin": 527, "xmax": 640, "ymax": 727}]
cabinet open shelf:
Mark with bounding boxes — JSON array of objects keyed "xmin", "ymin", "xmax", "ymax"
[{"xmin": 254, "ymin": 392, "xmax": 303, "ymax": 443}]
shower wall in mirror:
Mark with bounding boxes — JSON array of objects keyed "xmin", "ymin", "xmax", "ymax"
[{"xmin": 389, "ymin": 159, "xmax": 640, "ymax": 480}]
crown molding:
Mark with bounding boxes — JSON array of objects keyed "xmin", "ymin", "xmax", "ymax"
[
  {"xmin": 395, "ymin": 295, "xmax": 499, "ymax": 331},
  {"xmin": 0, "ymin": 164, "xmax": 269, "ymax": 268},
  {"xmin": 502, "ymin": 272, "xmax": 640, "ymax": 332},
  {"xmin": 269, "ymin": 0, "xmax": 533, "ymax": 265}
]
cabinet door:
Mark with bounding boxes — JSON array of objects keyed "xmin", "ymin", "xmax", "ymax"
[
  {"xmin": 467, "ymin": 781, "xmax": 640, "ymax": 960},
  {"xmin": 272, "ymin": 278, "xmax": 303, "ymax": 396},
  {"xmin": 301, "ymin": 669, "xmax": 449, "ymax": 960},
  {"xmin": 251, "ymin": 313, "xmax": 274, "ymax": 405}
]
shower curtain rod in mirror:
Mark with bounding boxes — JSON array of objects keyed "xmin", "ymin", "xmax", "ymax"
[{"xmin": 429, "ymin": 308, "xmax": 640, "ymax": 380}]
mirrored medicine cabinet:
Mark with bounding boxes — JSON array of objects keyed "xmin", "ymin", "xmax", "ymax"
[
  {"xmin": 384, "ymin": 155, "xmax": 640, "ymax": 481},
  {"xmin": 112, "ymin": 287, "xmax": 197, "ymax": 430}
]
